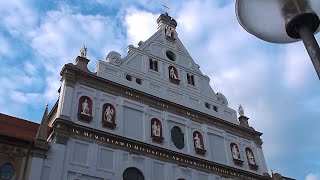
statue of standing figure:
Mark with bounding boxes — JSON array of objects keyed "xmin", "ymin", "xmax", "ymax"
[
  {"xmin": 81, "ymin": 99, "xmax": 90, "ymax": 115},
  {"xmin": 152, "ymin": 121, "xmax": 160, "ymax": 137},
  {"xmin": 194, "ymin": 134, "xmax": 202, "ymax": 149},
  {"xmin": 104, "ymin": 106, "xmax": 114, "ymax": 123},
  {"xmin": 80, "ymin": 45, "xmax": 87, "ymax": 58},
  {"xmin": 247, "ymin": 151, "xmax": 255, "ymax": 165},
  {"xmin": 238, "ymin": 104, "xmax": 245, "ymax": 117},
  {"xmin": 232, "ymin": 144, "xmax": 240, "ymax": 160},
  {"xmin": 170, "ymin": 67, "xmax": 178, "ymax": 79}
]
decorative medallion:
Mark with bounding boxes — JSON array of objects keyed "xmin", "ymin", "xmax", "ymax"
[
  {"xmin": 151, "ymin": 118, "xmax": 164, "ymax": 143},
  {"xmin": 77, "ymin": 96, "xmax": 93, "ymax": 123},
  {"xmin": 102, "ymin": 103, "xmax": 116, "ymax": 129},
  {"xmin": 230, "ymin": 143, "xmax": 243, "ymax": 165},
  {"xmin": 245, "ymin": 147, "xmax": 259, "ymax": 170},
  {"xmin": 106, "ymin": 51, "xmax": 122, "ymax": 65},
  {"xmin": 171, "ymin": 126, "xmax": 184, "ymax": 149},
  {"xmin": 216, "ymin": 92, "xmax": 228, "ymax": 106},
  {"xmin": 193, "ymin": 131, "xmax": 206, "ymax": 155}
]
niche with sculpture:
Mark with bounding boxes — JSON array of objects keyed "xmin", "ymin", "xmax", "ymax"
[
  {"xmin": 230, "ymin": 143, "xmax": 243, "ymax": 165},
  {"xmin": 193, "ymin": 131, "xmax": 206, "ymax": 155},
  {"xmin": 168, "ymin": 66, "xmax": 180, "ymax": 85},
  {"xmin": 245, "ymin": 147, "xmax": 258, "ymax": 170},
  {"xmin": 151, "ymin": 118, "xmax": 164, "ymax": 143},
  {"xmin": 101, "ymin": 103, "xmax": 117, "ymax": 129},
  {"xmin": 77, "ymin": 96, "xmax": 93, "ymax": 123}
]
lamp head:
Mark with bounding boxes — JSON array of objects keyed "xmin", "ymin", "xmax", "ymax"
[{"xmin": 236, "ymin": 0, "xmax": 320, "ymax": 44}]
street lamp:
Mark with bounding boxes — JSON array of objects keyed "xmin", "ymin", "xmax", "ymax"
[{"xmin": 235, "ymin": 0, "xmax": 320, "ymax": 79}]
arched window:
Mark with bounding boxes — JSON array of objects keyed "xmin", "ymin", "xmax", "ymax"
[{"xmin": 123, "ymin": 167, "xmax": 144, "ymax": 180}]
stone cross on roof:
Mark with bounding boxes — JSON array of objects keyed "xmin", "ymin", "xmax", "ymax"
[{"xmin": 162, "ymin": 2, "xmax": 170, "ymax": 13}]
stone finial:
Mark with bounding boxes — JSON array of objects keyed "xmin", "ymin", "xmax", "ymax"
[
  {"xmin": 238, "ymin": 104, "xmax": 245, "ymax": 117},
  {"xmin": 80, "ymin": 45, "xmax": 87, "ymax": 58},
  {"xmin": 36, "ymin": 104, "xmax": 48, "ymax": 142}
]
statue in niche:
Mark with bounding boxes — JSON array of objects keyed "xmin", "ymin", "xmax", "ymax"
[
  {"xmin": 238, "ymin": 104, "xmax": 245, "ymax": 117},
  {"xmin": 232, "ymin": 144, "xmax": 240, "ymax": 160},
  {"xmin": 80, "ymin": 45, "xmax": 87, "ymax": 58},
  {"xmin": 81, "ymin": 99, "xmax": 90, "ymax": 115},
  {"xmin": 170, "ymin": 67, "xmax": 178, "ymax": 79},
  {"xmin": 247, "ymin": 150, "xmax": 256, "ymax": 165},
  {"xmin": 194, "ymin": 133, "xmax": 202, "ymax": 149},
  {"xmin": 104, "ymin": 106, "xmax": 114, "ymax": 123},
  {"xmin": 152, "ymin": 121, "xmax": 161, "ymax": 137},
  {"xmin": 166, "ymin": 26, "xmax": 175, "ymax": 38}
]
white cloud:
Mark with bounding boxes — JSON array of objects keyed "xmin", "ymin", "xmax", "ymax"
[
  {"xmin": 124, "ymin": 8, "xmax": 159, "ymax": 46},
  {"xmin": 306, "ymin": 173, "xmax": 320, "ymax": 180},
  {"xmin": 0, "ymin": 0, "xmax": 37, "ymax": 37}
]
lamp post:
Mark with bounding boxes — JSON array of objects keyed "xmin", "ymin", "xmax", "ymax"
[{"xmin": 235, "ymin": 0, "xmax": 320, "ymax": 79}]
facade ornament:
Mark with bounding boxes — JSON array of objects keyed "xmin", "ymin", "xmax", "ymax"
[
  {"xmin": 106, "ymin": 51, "xmax": 122, "ymax": 65},
  {"xmin": 238, "ymin": 104, "xmax": 245, "ymax": 117},
  {"xmin": 165, "ymin": 26, "xmax": 175, "ymax": 38},
  {"xmin": 80, "ymin": 45, "xmax": 87, "ymax": 58},
  {"xmin": 77, "ymin": 96, "xmax": 93, "ymax": 123},
  {"xmin": 216, "ymin": 93, "xmax": 228, "ymax": 106},
  {"xmin": 194, "ymin": 134, "xmax": 202, "ymax": 149},
  {"xmin": 247, "ymin": 151, "xmax": 256, "ymax": 165},
  {"xmin": 102, "ymin": 103, "xmax": 117, "ymax": 129},
  {"xmin": 231, "ymin": 144, "xmax": 240, "ymax": 160},
  {"xmin": 104, "ymin": 106, "xmax": 114, "ymax": 123},
  {"xmin": 151, "ymin": 118, "xmax": 164, "ymax": 143},
  {"xmin": 170, "ymin": 67, "xmax": 178, "ymax": 79},
  {"xmin": 152, "ymin": 121, "xmax": 161, "ymax": 137},
  {"xmin": 193, "ymin": 131, "xmax": 206, "ymax": 155},
  {"xmin": 81, "ymin": 99, "xmax": 90, "ymax": 115}
]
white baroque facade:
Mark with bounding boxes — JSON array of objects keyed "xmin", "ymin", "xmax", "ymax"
[{"xmin": 28, "ymin": 13, "xmax": 271, "ymax": 180}]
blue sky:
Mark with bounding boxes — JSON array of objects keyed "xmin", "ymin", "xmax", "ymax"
[{"xmin": 0, "ymin": 1, "xmax": 319, "ymax": 179}]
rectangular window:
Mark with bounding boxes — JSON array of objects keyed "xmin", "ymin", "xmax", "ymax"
[
  {"xmin": 149, "ymin": 58, "xmax": 158, "ymax": 71},
  {"xmin": 187, "ymin": 73, "xmax": 195, "ymax": 86}
]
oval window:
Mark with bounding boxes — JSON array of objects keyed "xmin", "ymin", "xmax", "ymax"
[
  {"xmin": 171, "ymin": 126, "xmax": 184, "ymax": 149},
  {"xmin": 166, "ymin": 51, "xmax": 176, "ymax": 61}
]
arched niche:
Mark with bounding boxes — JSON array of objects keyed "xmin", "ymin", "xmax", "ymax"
[
  {"xmin": 101, "ymin": 103, "xmax": 117, "ymax": 129},
  {"xmin": 230, "ymin": 143, "xmax": 243, "ymax": 166},
  {"xmin": 151, "ymin": 118, "xmax": 164, "ymax": 143},
  {"xmin": 77, "ymin": 96, "xmax": 93, "ymax": 123},
  {"xmin": 245, "ymin": 147, "xmax": 259, "ymax": 170},
  {"xmin": 123, "ymin": 167, "xmax": 144, "ymax": 180},
  {"xmin": 193, "ymin": 131, "xmax": 206, "ymax": 155}
]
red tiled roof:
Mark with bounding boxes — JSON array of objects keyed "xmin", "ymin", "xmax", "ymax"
[{"xmin": 0, "ymin": 113, "xmax": 39, "ymax": 141}]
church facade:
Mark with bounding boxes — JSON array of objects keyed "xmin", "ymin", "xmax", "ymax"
[{"xmin": 27, "ymin": 13, "xmax": 273, "ymax": 180}]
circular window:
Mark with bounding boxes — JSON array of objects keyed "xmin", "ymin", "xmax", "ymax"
[
  {"xmin": 136, "ymin": 78, "xmax": 142, "ymax": 85},
  {"xmin": 126, "ymin": 74, "xmax": 132, "ymax": 81},
  {"xmin": 166, "ymin": 51, "xmax": 176, "ymax": 61},
  {"xmin": 213, "ymin": 106, "xmax": 218, "ymax": 112},
  {"xmin": 171, "ymin": 126, "xmax": 184, "ymax": 149},
  {"xmin": 205, "ymin": 103, "xmax": 210, "ymax": 109},
  {"xmin": 0, "ymin": 163, "xmax": 15, "ymax": 180}
]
